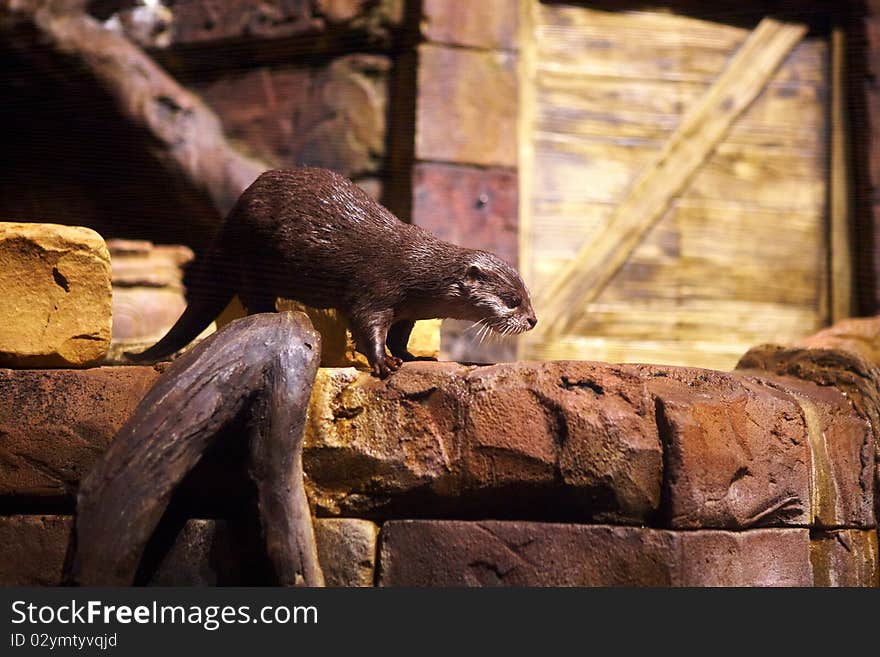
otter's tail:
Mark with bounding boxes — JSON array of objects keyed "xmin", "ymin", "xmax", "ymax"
[{"xmin": 125, "ymin": 245, "xmax": 234, "ymax": 363}]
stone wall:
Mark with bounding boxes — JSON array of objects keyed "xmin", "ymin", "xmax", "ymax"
[{"xmin": 0, "ymin": 224, "xmax": 877, "ymax": 586}]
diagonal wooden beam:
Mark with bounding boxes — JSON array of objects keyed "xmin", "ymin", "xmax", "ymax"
[{"xmin": 535, "ymin": 17, "xmax": 807, "ymax": 339}]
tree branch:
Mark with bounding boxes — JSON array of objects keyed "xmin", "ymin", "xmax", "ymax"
[{"xmin": 1, "ymin": 0, "xmax": 267, "ymax": 215}]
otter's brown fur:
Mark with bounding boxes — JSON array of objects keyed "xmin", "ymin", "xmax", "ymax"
[{"xmin": 128, "ymin": 168, "xmax": 537, "ymax": 377}]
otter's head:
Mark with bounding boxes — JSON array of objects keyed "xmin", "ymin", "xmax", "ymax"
[{"xmin": 455, "ymin": 251, "xmax": 537, "ymax": 335}]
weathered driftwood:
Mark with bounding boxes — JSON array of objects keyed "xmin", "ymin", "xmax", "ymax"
[
  {"xmin": 68, "ymin": 311, "xmax": 325, "ymax": 586},
  {"xmin": 0, "ymin": 0, "xmax": 267, "ymax": 216}
]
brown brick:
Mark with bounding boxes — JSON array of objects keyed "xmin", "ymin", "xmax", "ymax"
[
  {"xmin": 810, "ymin": 529, "xmax": 880, "ymax": 587},
  {"xmin": 412, "ymin": 163, "xmax": 518, "ymax": 267},
  {"xmin": 0, "ymin": 366, "xmax": 162, "ymax": 499},
  {"xmin": 6, "ymin": 358, "xmax": 868, "ymax": 532},
  {"xmin": 305, "ymin": 361, "xmax": 662, "ymax": 522},
  {"xmin": 416, "ymin": 44, "xmax": 517, "ymax": 167},
  {"xmin": 462, "ymin": 362, "xmax": 662, "ymax": 523},
  {"xmin": 675, "ymin": 529, "xmax": 813, "ymax": 587},
  {"xmin": 739, "ymin": 372, "xmax": 874, "ymax": 528},
  {"xmin": 0, "ymin": 515, "xmax": 71, "ymax": 586},
  {"xmin": 151, "ymin": 518, "xmax": 378, "ymax": 587},
  {"xmin": 422, "ymin": 0, "xmax": 518, "ymax": 50},
  {"xmin": 737, "ymin": 344, "xmax": 880, "ymax": 530},
  {"xmin": 378, "ymin": 521, "xmax": 812, "ymax": 587},
  {"xmin": 638, "ymin": 366, "xmax": 811, "ymax": 529},
  {"xmin": 196, "ymin": 55, "xmax": 389, "ymax": 177}
]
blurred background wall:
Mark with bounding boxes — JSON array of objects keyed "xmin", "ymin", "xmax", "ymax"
[{"xmin": 4, "ymin": 0, "xmax": 880, "ymax": 368}]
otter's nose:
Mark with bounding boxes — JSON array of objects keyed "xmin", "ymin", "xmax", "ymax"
[{"xmin": 527, "ymin": 315, "xmax": 537, "ymax": 329}]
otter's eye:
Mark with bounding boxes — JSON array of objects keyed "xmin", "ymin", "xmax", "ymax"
[{"xmin": 504, "ymin": 296, "xmax": 521, "ymax": 309}]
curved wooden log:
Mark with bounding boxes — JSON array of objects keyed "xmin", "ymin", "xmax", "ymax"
[
  {"xmin": 0, "ymin": 0, "xmax": 267, "ymax": 216},
  {"xmin": 68, "ymin": 311, "xmax": 324, "ymax": 586}
]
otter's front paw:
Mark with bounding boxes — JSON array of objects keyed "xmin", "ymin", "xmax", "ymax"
[{"xmin": 372, "ymin": 355, "xmax": 402, "ymax": 379}]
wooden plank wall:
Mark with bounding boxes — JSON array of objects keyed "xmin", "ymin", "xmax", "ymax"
[{"xmin": 520, "ymin": 4, "xmax": 830, "ymax": 370}]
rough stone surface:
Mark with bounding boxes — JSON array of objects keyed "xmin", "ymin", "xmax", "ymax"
[
  {"xmin": 0, "ymin": 516, "xmax": 378, "ymax": 587},
  {"xmin": 739, "ymin": 371, "xmax": 875, "ymax": 528},
  {"xmin": 0, "ymin": 366, "xmax": 162, "ymax": 499},
  {"xmin": 196, "ymin": 55, "xmax": 389, "ymax": 177},
  {"xmin": 0, "ymin": 222, "xmax": 112, "ymax": 367},
  {"xmin": 810, "ymin": 529, "xmax": 880, "ymax": 587},
  {"xmin": 416, "ymin": 44, "xmax": 517, "ymax": 167},
  {"xmin": 421, "ymin": 0, "xmax": 519, "ymax": 50},
  {"xmin": 463, "ymin": 362, "xmax": 662, "ymax": 523},
  {"xmin": 1, "ymin": 358, "xmax": 872, "ymax": 531},
  {"xmin": 0, "ymin": 515, "xmax": 71, "ymax": 586},
  {"xmin": 304, "ymin": 362, "xmax": 469, "ymax": 517},
  {"xmin": 314, "ymin": 518, "xmax": 378, "ymax": 587},
  {"xmin": 796, "ymin": 316, "xmax": 880, "ymax": 365},
  {"xmin": 637, "ymin": 365, "xmax": 812, "ymax": 529},
  {"xmin": 304, "ymin": 361, "xmax": 661, "ymax": 522},
  {"xmin": 737, "ymin": 344, "xmax": 880, "ymax": 529},
  {"xmin": 378, "ymin": 521, "xmax": 813, "ymax": 587}
]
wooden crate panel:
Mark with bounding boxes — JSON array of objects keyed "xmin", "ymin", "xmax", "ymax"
[
  {"xmin": 566, "ymin": 301, "xmax": 820, "ymax": 344},
  {"xmin": 523, "ymin": 3, "xmax": 830, "ymax": 366},
  {"xmin": 535, "ymin": 6, "xmax": 825, "ymax": 84},
  {"xmin": 527, "ymin": 336, "xmax": 757, "ymax": 371}
]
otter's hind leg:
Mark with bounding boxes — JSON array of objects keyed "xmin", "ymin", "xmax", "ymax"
[
  {"xmin": 239, "ymin": 289, "xmax": 277, "ymax": 314},
  {"xmin": 387, "ymin": 320, "xmax": 416, "ymax": 361}
]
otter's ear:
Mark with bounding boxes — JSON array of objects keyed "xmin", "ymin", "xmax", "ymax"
[{"xmin": 466, "ymin": 264, "xmax": 484, "ymax": 281}]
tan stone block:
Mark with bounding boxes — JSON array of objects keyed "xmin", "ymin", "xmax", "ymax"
[
  {"xmin": 810, "ymin": 529, "xmax": 879, "ymax": 587},
  {"xmin": 422, "ymin": 0, "xmax": 519, "ymax": 50},
  {"xmin": 106, "ymin": 239, "xmax": 197, "ymax": 363},
  {"xmin": 0, "ymin": 222, "xmax": 111, "ymax": 367},
  {"xmin": 314, "ymin": 518, "xmax": 379, "ymax": 587},
  {"xmin": 416, "ymin": 44, "xmax": 517, "ymax": 167},
  {"xmin": 303, "ymin": 362, "xmax": 470, "ymax": 516}
]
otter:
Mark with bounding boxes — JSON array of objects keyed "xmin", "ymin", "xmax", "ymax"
[{"xmin": 127, "ymin": 167, "xmax": 537, "ymax": 377}]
